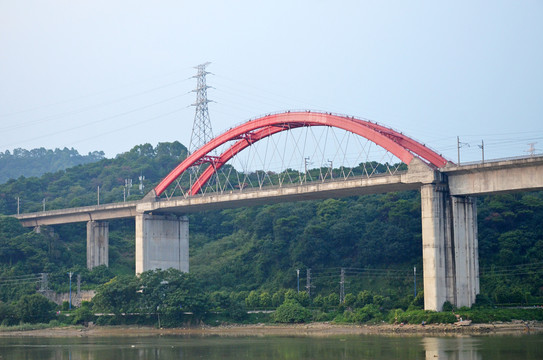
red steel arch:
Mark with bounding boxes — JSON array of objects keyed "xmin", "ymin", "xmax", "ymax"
[{"xmin": 154, "ymin": 111, "xmax": 449, "ymax": 197}]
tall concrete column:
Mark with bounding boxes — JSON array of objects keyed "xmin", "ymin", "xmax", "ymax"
[
  {"xmin": 421, "ymin": 184, "xmax": 479, "ymax": 311},
  {"xmin": 421, "ymin": 184, "xmax": 453, "ymax": 311},
  {"xmin": 451, "ymin": 196, "xmax": 479, "ymax": 307},
  {"xmin": 135, "ymin": 213, "xmax": 189, "ymax": 275},
  {"xmin": 87, "ymin": 221, "xmax": 109, "ymax": 269}
]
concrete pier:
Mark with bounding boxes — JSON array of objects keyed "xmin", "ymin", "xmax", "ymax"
[
  {"xmin": 421, "ymin": 184, "xmax": 479, "ymax": 311},
  {"xmin": 86, "ymin": 221, "xmax": 109, "ymax": 269},
  {"xmin": 135, "ymin": 213, "xmax": 189, "ymax": 275},
  {"xmin": 451, "ymin": 196, "xmax": 479, "ymax": 307},
  {"xmin": 421, "ymin": 184, "xmax": 452, "ymax": 311}
]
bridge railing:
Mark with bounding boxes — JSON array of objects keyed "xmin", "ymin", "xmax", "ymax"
[
  {"xmin": 156, "ymin": 170, "xmax": 410, "ymax": 202},
  {"xmin": 455, "ymin": 154, "xmax": 543, "ymax": 167}
]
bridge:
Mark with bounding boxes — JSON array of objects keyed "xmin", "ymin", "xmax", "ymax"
[{"xmin": 12, "ymin": 111, "xmax": 543, "ymax": 311}]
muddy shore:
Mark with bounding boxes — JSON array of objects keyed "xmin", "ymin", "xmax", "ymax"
[{"xmin": 1, "ymin": 321, "xmax": 542, "ymax": 338}]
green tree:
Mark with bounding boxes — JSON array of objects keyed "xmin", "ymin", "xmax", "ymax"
[
  {"xmin": 259, "ymin": 292, "xmax": 272, "ymax": 308},
  {"xmin": 72, "ymin": 302, "xmax": 95, "ymax": 325},
  {"xmin": 92, "ymin": 275, "xmax": 140, "ymax": 315},
  {"xmin": 344, "ymin": 293, "xmax": 356, "ymax": 307},
  {"xmin": 273, "ymin": 299, "xmax": 311, "ymax": 323},
  {"xmin": 16, "ymin": 294, "xmax": 56, "ymax": 324},
  {"xmin": 245, "ymin": 290, "xmax": 260, "ymax": 309},
  {"xmin": 325, "ymin": 293, "xmax": 340, "ymax": 308},
  {"xmin": 271, "ymin": 290, "xmax": 285, "ymax": 307},
  {"xmin": 356, "ymin": 290, "xmax": 373, "ymax": 307}
]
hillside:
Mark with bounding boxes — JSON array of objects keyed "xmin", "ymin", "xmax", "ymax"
[
  {"xmin": 0, "ymin": 142, "xmax": 542, "ymax": 309},
  {"xmin": 0, "ymin": 147, "xmax": 105, "ymax": 184}
]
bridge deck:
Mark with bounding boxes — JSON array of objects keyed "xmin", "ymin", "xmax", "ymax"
[
  {"xmin": 16, "ymin": 171, "xmax": 422, "ymax": 226},
  {"xmin": 13, "ymin": 156, "xmax": 543, "ymax": 227}
]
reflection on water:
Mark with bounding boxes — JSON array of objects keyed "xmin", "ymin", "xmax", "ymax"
[
  {"xmin": 0, "ymin": 333, "xmax": 542, "ymax": 360},
  {"xmin": 423, "ymin": 337, "xmax": 481, "ymax": 360}
]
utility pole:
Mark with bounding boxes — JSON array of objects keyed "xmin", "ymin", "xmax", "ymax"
[
  {"xmin": 305, "ymin": 269, "xmax": 312, "ymax": 297},
  {"xmin": 339, "ymin": 268, "xmax": 345, "ymax": 303},
  {"xmin": 189, "ymin": 62, "xmax": 214, "ymax": 154},
  {"xmin": 478, "ymin": 140, "xmax": 485, "ymax": 164},
  {"xmin": 457, "ymin": 136, "xmax": 470, "ymax": 165},
  {"xmin": 526, "ymin": 142, "xmax": 537, "ymax": 157},
  {"xmin": 124, "ymin": 179, "xmax": 132, "ymax": 200},
  {"xmin": 68, "ymin": 272, "xmax": 73, "ymax": 310},
  {"xmin": 457, "ymin": 136, "xmax": 460, "ymax": 165},
  {"xmin": 296, "ymin": 269, "xmax": 300, "ymax": 293},
  {"xmin": 39, "ymin": 273, "xmax": 48, "ymax": 293},
  {"xmin": 97, "ymin": 186, "xmax": 100, "ymax": 205},
  {"xmin": 42, "ymin": 198, "xmax": 46, "ymax": 211},
  {"xmin": 139, "ymin": 174, "xmax": 145, "ymax": 194},
  {"xmin": 16, "ymin": 197, "xmax": 20, "ymax": 215},
  {"xmin": 304, "ymin": 157, "xmax": 310, "ymax": 183},
  {"xmin": 77, "ymin": 274, "xmax": 81, "ymax": 298},
  {"xmin": 414, "ymin": 267, "xmax": 417, "ymax": 297}
]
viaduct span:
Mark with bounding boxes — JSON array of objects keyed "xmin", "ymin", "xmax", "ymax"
[{"xmin": 13, "ymin": 112, "xmax": 543, "ymax": 311}]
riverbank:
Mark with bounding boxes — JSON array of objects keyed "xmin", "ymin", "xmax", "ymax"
[{"xmin": 1, "ymin": 321, "xmax": 542, "ymax": 338}]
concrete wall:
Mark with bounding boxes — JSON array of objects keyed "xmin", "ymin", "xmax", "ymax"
[
  {"xmin": 135, "ymin": 213, "xmax": 189, "ymax": 274},
  {"xmin": 41, "ymin": 290, "xmax": 95, "ymax": 307},
  {"xmin": 86, "ymin": 221, "xmax": 108, "ymax": 269}
]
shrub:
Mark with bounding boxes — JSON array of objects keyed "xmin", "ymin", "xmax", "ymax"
[
  {"xmin": 344, "ymin": 293, "xmax": 356, "ymax": 307},
  {"xmin": 273, "ymin": 300, "xmax": 311, "ymax": 323},
  {"xmin": 245, "ymin": 291, "xmax": 260, "ymax": 309},
  {"xmin": 16, "ymin": 294, "xmax": 56, "ymax": 324},
  {"xmin": 336, "ymin": 304, "xmax": 383, "ymax": 323},
  {"xmin": 226, "ymin": 301, "xmax": 247, "ymax": 321},
  {"xmin": 72, "ymin": 303, "xmax": 95, "ymax": 325},
  {"xmin": 442, "ymin": 301, "xmax": 454, "ymax": 312},
  {"xmin": 313, "ymin": 295, "xmax": 325, "ymax": 309},
  {"xmin": 354, "ymin": 304, "xmax": 383, "ymax": 323},
  {"xmin": 473, "ymin": 293, "xmax": 493, "ymax": 308},
  {"xmin": 412, "ymin": 291, "xmax": 424, "ymax": 308},
  {"xmin": 393, "ymin": 309, "xmax": 456, "ymax": 324},
  {"xmin": 312, "ymin": 310, "xmax": 333, "ymax": 322},
  {"xmin": 259, "ymin": 292, "xmax": 272, "ymax": 308},
  {"xmin": 325, "ymin": 293, "xmax": 340, "ymax": 308},
  {"xmin": 356, "ymin": 290, "xmax": 373, "ymax": 307},
  {"xmin": 271, "ymin": 290, "xmax": 285, "ymax": 307}
]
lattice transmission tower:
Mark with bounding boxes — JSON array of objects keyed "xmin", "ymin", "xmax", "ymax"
[{"xmin": 188, "ymin": 62, "xmax": 214, "ymax": 154}]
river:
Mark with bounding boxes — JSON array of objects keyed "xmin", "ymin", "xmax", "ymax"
[{"xmin": 1, "ymin": 334, "xmax": 542, "ymax": 359}]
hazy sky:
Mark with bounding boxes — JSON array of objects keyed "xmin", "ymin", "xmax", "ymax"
[{"xmin": 1, "ymin": 1, "xmax": 542, "ymax": 164}]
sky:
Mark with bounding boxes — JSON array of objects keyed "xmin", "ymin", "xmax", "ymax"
[{"xmin": 1, "ymin": 1, "xmax": 542, "ymax": 165}]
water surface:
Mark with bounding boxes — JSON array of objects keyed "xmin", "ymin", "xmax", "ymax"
[{"xmin": 1, "ymin": 334, "xmax": 542, "ymax": 359}]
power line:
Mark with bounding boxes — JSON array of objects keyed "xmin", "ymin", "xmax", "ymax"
[
  {"xmin": 1, "ymin": 93, "xmax": 188, "ymax": 149},
  {"xmin": 0, "ymin": 79, "xmax": 190, "ymax": 132},
  {"xmin": 0, "ymin": 68, "xmax": 194, "ymax": 119}
]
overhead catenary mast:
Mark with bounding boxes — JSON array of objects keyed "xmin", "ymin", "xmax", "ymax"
[{"xmin": 188, "ymin": 62, "xmax": 214, "ymax": 154}]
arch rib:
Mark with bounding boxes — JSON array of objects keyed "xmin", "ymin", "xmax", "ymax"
[{"xmin": 154, "ymin": 112, "xmax": 449, "ymax": 197}]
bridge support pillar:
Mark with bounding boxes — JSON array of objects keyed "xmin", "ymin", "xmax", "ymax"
[
  {"xmin": 421, "ymin": 184, "xmax": 479, "ymax": 311},
  {"xmin": 87, "ymin": 221, "xmax": 109, "ymax": 269},
  {"xmin": 135, "ymin": 213, "xmax": 189, "ymax": 275},
  {"xmin": 451, "ymin": 196, "xmax": 479, "ymax": 307}
]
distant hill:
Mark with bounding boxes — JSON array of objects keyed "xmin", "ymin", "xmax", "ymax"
[{"xmin": 0, "ymin": 147, "xmax": 105, "ymax": 184}]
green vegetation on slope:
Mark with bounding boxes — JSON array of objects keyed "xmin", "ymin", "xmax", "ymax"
[
  {"xmin": 0, "ymin": 143, "xmax": 542, "ymax": 327},
  {"xmin": 0, "ymin": 147, "xmax": 105, "ymax": 184}
]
